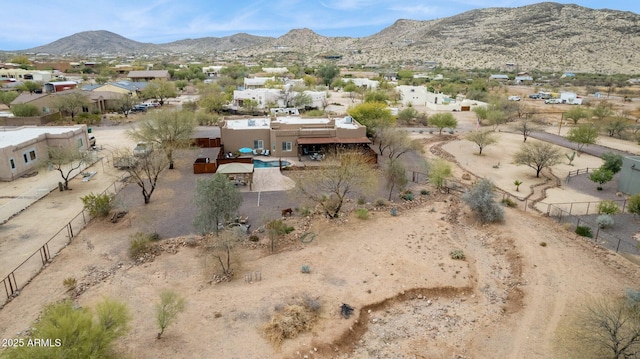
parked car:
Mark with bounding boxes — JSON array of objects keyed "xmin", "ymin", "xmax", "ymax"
[
  {"xmin": 528, "ymin": 93, "xmax": 541, "ymax": 99},
  {"xmin": 544, "ymin": 98, "xmax": 563, "ymax": 104},
  {"xmin": 133, "ymin": 142, "xmax": 152, "ymax": 156},
  {"xmin": 130, "ymin": 104, "xmax": 147, "ymax": 113},
  {"xmin": 142, "ymin": 102, "xmax": 160, "ymax": 108},
  {"xmin": 508, "ymin": 96, "xmax": 521, "ymax": 101}
]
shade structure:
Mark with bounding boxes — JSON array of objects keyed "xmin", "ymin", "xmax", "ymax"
[{"xmin": 238, "ymin": 147, "xmax": 253, "ymax": 154}]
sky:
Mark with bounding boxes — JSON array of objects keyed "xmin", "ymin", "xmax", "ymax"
[{"xmin": 1, "ymin": 0, "xmax": 638, "ymax": 51}]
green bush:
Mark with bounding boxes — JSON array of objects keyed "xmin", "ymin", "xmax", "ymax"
[
  {"xmin": 81, "ymin": 192, "xmax": 115, "ymax": 218},
  {"xmin": 597, "ymin": 200, "xmax": 621, "ymax": 215},
  {"xmin": 501, "ymin": 198, "xmax": 517, "ymax": 207},
  {"xmin": 357, "ymin": 196, "xmax": 366, "ymax": 205},
  {"xmin": 628, "ymin": 194, "xmax": 640, "ymax": 215},
  {"xmin": 129, "ymin": 232, "xmax": 158, "ymax": 260},
  {"xmin": 575, "ymin": 226, "xmax": 593, "ymax": 238},
  {"xmin": 401, "ymin": 191, "xmax": 414, "ymax": 201},
  {"xmin": 355, "ymin": 208, "xmax": 369, "ymax": 220},
  {"xmin": 301, "ymin": 265, "xmax": 311, "ymax": 274},
  {"xmin": 450, "ymin": 249, "xmax": 466, "ymax": 260},
  {"xmin": 63, "ymin": 277, "xmax": 77, "ymax": 292},
  {"xmin": 420, "ymin": 189, "xmax": 430, "ymax": 195},
  {"xmin": 596, "ymin": 215, "xmax": 614, "ymax": 229},
  {"xmin": 375, "ymin": 198, "xmax": 387, "ymax": 207}
]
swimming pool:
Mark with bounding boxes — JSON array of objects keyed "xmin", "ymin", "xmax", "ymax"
[{"xmin": 253, "ymin": 159, "xmax": 292, "ymax": 168}]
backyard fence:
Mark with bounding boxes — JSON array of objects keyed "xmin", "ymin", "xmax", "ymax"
[
  {"xmin": 1, "ymin": 172, "xmax": 127, "ymax": 305},
  {"xmin": 565, "ymin": 167, "xmax": 596, "ymax": 183}
]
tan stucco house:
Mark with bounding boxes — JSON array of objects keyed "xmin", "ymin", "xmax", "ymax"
[
  {"xmin": 220, "ymin": 116, "xmax": 370, "ymax": 159},
  {"xmin": 0, "ymin": 125, "xmax": 90, "ymax": 181}
]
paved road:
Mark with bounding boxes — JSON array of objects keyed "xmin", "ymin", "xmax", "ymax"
[{"xmin": 528, "ymin": 131, "xmax": 636, "ymax": 158}]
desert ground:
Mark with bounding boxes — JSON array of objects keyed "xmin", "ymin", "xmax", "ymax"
[{"xmin": 0, "ymin": 91, "xmax": 639, "ymax": 358}]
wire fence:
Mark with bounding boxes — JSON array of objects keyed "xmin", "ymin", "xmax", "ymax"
[
  {"xmin": 565, "ymin": 167, "xmax": 596, "ymax": 183},
  {"xmin": 1, "ymin": 172, "xmax": 127, "ymax": 305}
]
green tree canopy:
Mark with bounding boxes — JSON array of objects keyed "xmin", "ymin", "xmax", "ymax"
[
  {"xmin": 316, "ymin": 64, "xmax": 340, "ymax": 86},
  {"xmin": 465, "ymin": 130, "xmax": 498, "ymax": 155},
  {"xmin": 601, "ymin": 152, "xmax": 623, "ymax": 174},
  {"xmin": 141, "ymin": 79, "xmax": 178, "ymax": 106},
  {"xmin": 428, "ymin": 113, "xmax": 458, "ymax": 135},
  {"xmin": 55, "ymin": 91, "xmax": 90, "ymax": 122},
  {"xmin": 347, "ymin": 101, "xmax": 395, "ymax": 138},
  {"xmin": 513, "ymin": 141, "xmax": 562, "ymax": 178},
  {"xmin": 193, "ymin": 173, "xmax": 243, "ymax": 235},
  {"xmin": 0, "ymin": 90, "xmax": 19, "ymax": 108},
  {"xmin": 566, "ymin": 124, "xmax": 599, "ymax": 152},
  {"xmin": 564, "ymin": 106, "xmax": 590, "ymax": 125}
]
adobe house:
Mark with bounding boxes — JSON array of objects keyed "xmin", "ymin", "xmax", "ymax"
[
  {"xmin": 220, "ymin": 116, "xmax": 370, "ymax": 159},
  {"xmin": 617, "ymin": 156, "xmax": 640, "ymax": 195},
  {"xmin": 0, "ymin": 125, "xmax": 90, "ymax": 181},
  {"xmin": 127, "ymin": 70, "xmax": 170, "ymax": 82}
]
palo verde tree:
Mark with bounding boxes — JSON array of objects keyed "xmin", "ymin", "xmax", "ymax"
[
  {"xmin": 566, "ymin": 124, "xmax": 599, "ymax": 153},
  {"xmin": 141, "ymin": 79, "xmax": 178, "ymax": 106},
  {"xmin": 45, "ymin": 145, "xmax": 92, "ymax": 190},
  {"xmin": 0, "ymin": 90, "xmax": 18, "ymax": 108},
  {"xmin": 55, "ymin": 91, "xmax": 89, "ymax": 122},
  {"xmin": 0, "ymin": 298, "xmax": 131, "ymax": 359},
  {"xmin": 128, "ymin": 110, "xmax": 196, "ymax": 169},
  {"xmin": 466, "ymin": 130, "xmax": 498, "ymax": 155},
  {"xmin": 513, "ymin": 141, "xmax": 562, "ymax": 178},
  {"xmin": 293, "ymin": 150, "xmax": 377, "ymax": 218},
  {"xmin": 193, "ymin": 173, "xmax": 242, "ymax": 235},
  {"xmin": 564, "ymin": 106, "xmax": 590, "ymax": 125},
  {"xmin": 156, "ymin": 290, "xmax": 186, "ymax": 339},
  {"xmin": 347, "ymin": 101, "xmax": 395, "ymax": 138},
  {"xmin": 429, "ymin": 158, "xmax": 452, "ymax": 189},
  {"xmin": 428, "ymin": 113, "xmax": 458, "ymax": 135},
  {"xmin": 18, "ymin": 80, "xmax": 42, "ymax": 94}
]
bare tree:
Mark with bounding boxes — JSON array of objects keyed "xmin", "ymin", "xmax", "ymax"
[
  {"xmin": 293, "ymin": 150, "xmax": 377, "ymax": 218},
  {"xmin": 466, "ymin": 130, "xmax": 498, "ymax": 155},
  {"xmin": 513, "ymin": 118, "xmax": 538, "ymax": 142},
  {"xmin": 384, "ymin": 159, "xmax": 408, "ymax": 200},
  {"xmin": 123, "ymin": 149, "xmax": 168, "ymax": 204},
  {"xmin": 128, "ymin": 110, "xmax": 196, "ymax": 169},
  {"xmin": 55, "ymin": 91, "xmax": 89, "ymax": 121},
  {"xmin": 376, "ymin": 128, "xmax": 423, "ymax": 159},
  {"xmin": 45, "ymin": 145, "xmax": 92, "ymax": 190},
  {"xmin": 113, "ymin": 94, "xmax": 138, "ymax": 118},
  {"xmin": 513, "ymin": 141, "xmax": 562, "ymax": 178}
]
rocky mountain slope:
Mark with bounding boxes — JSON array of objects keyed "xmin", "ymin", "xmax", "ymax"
[{"xmin": 14, "ymin": 2, "xmax": 640, "ymax": 73}]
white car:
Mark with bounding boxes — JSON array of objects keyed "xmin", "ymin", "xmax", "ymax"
[
  {"xmin": 508, "ymin": 96, "xmax": 521, "ymax": 101},
  {"xmin": 544, "ymin": 98, "xmax": 563, "ymax": 104}
]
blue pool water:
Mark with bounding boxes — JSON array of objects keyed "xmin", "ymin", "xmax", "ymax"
[{"xmin": 253, "ymin": 159, "xmax": 291, "ymax": 168}]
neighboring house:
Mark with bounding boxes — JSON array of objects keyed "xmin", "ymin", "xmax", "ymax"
[
  {"xmin": 617, "ymin": 156, "xmax": 640, "ymax": 195},
  {"xmin": 396, "ymin": 85, "xmax": 484, "ymax": 111},
  {"xmin": 397, "ymin": 85, "xmax": 428, "ymax": 106},
  {"xmin": 82, "ymin": 81, "xmax": 148, "ymax": 98},
  {"xmin": 11, "ymin": 92, "xmax": 58, "ymax": 114},
  {"xmin": 44, "ymin": 81, "xmax": 77, "ymax": 93},
  {"xmin": 342, "ymin": 78, "xmax": 379, "ymax": 89},
  {"xmin": 127, "ymin": 70, "xmax": 170, "ymax": 82},
  {"xmin": 303, "ymin": 90, "xmax": 327, "ymax": 109},
  {"xmin": 262, "ymin": 67, "xmax": 288, "ymax": 74},
  {"xmin": 232, "ymin": 88, "xmax": 282, "ymax": 109},
  {"xmin": 202, "ymin": 65, "xmax": 224, "ymax": 77},
  {"xmin": 0, "ymin": 125, "xmax": 89, "ymax": 181},
  {"xmin": 0, "ymin": 69, "xmax": 53, "ymax": 83},
  {"xmin": 243, "ymin": 76, "xmax": 276, "ymax": 88},
  {"xmin": 489, "ymin": 74, "xmax": 510, "ymax": 81},
  {"xmin": 220, "ymin": 116, "xmax": 370, "ymax": 158},
  {"xmin": 514, "ymin": 76, "xmax": 533, "ymax": 84}
]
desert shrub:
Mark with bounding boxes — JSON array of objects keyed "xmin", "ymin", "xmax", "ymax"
[
  {"xmin": 401, "ymin": 190, "xmax": 414, "ymax": 201},
  {"xmin": 420, "ymin": 189, "xmax": 430, "ymax": 195},
  {"xmin": 129, "ymin": 232, "xmax": 158, "ymax": 259},
  {"xmin": 357, "ymin": 196, "xmax": 366, "ymax": 205},
  {"xmin": 628, "ymin": 194, "xmax": 640, "ymax": 215},
  {"xmin": 156, "ymin": 290, "xmax": 186, "ymax": 339},
  {"xmin": 375, "ymin": 198, "xmax": 387, "ymax": 207},
  {"xmin": 63, "ymin": 277, "xmax": 77, "ymax": 292},
  {"xmin": 0, "ymin": 299, "xmax": 130, "ymax": 358},
  {"xmin": 262, "ymin": 295, "xmax": 322, "ymax": 345},
  {"xmin": 626, "ymin": 288, "xmax": 640, "ymax": 304},
  {"xmin": 539, "ymin": 242, "xmax": 547, "ymax": 247},
  {"xmin": 305, "ymin": 109, "xmax": 324, "ymax": 117},
  {"xmin": 575, "ymin": 226, "xmax": 593, "ymax": 238},
  {"xmin": 450, "ymin": 249, "xmax": 465, "ymax": 260},
  {"xmin": 596, "ymin": 215, "xmax": 614, "ymax": 229},
  {"xmin": 300, "ymin": 207, "xmax": 312, "ymax": 216},
  {"xmin": 355, "ymin": 208, "xmax": 369, "ymax": 220},
  {"xmin": 249, "ymin": 235, "xmax": 259, "ymax": 242},
  {"xmin": 597, "ymin": 200, "xmax": 621, "ymax": 215},
  {"xmin": 12, "ymin": 103, "xmax": 40, "ymax": 117},
  {"xmin": 301, "ymin": 265, "xmax": 310, "ymax": 274},
  {"xmin": 81, "ymin": 192, "xmax": 115, "ymax": 218},
  {"xmin": 501, "ymin": 198, "xmax": 517, "ymax": 207},
  {"xmin": 462, "ymin": 178, "xmax": 505, "ymax": 223}
]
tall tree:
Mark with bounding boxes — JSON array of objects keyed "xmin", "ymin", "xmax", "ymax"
[
  {"xmin": 293, "ymin": 150, "xmax": 377, "ymax": 218},
  {"xmin": 124, "ymin": 149, "xmax": 169, "ymax": 204},
  {"xmin": 347, "ymin": 101, "xmax": 395, "ymax": 138},
  {"xmin": 513, "ymin": 141, "xmax": 562, "ymax": 178},
  {"xmin": 376, "ymin": 128, "xmax": 422, "ymax": 159},
  {"xmin": 193, "ymin": 173, "xmax": 243, "ymax": 235},
  {"xmin": 603, "ymin": 116, "xmax": 631, "ymax": 138},
  {"xmin": 128, "ymin": 110, "xmax": 196, "ymax": 169},
  {"xmin": 316, "ymin": 63, "xmax": 340, "ymax": 86},
  {"xmin": 113, "ymin": 94, "xmax": 138, "ymax": 118},
  {"xmin": 55, "ymin": 91, "xmax": 89, "ymax": 121},
  {"xmin": 428, "ymin": 113, "xmax": 458, "ymax": 135},
  {"xmin": 18, "ymin": 81, "xmax": 42, "ymax": 94},
  {"xmin": 466, "ymin": 130, "xmax": 498, "ymax": 155},
  {"xmin": 566, "ymin": 124, "xmax": 599, "ymax": 152},
  {"xmin": 141, "ymin": 79, "xmax": 177, "ymax": 106},
  {"xmin": 45, "ymin": 145, "xmax": 91, "ymax": 190},
  {"xmin": 0, "ymin": 90, "xmax": 18, "ymax": 108},
  {"xmin": 385, "ymin": 159, "xmax": 408, "ymax": 200}
]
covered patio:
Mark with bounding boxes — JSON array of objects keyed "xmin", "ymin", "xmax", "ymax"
[
  {"xmin": 296, "ymin": 137, "xmax": 372, "ymax": 161},
  {"xmin": 216, "ymin": 162, "xmax": 254, "ymax": 190}
]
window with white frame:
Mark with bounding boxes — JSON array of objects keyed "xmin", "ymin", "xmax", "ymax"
[
  {"xmin": 22, "ymin": 149, "xmax": 37, "ymax": 164},
  {"xmin": 253, "ymin": 140, "xmax": 264, "ymax": 149},
  {"xmin": 281, "ymin": 141, "xmax": 292, "ymax": 152}
]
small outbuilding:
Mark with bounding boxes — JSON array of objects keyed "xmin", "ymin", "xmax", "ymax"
[
  {"xmin": 617, "ymin": 156, "xmax": 640, "ymax": 195},
  {"xmin": 216, "ymin": 162, "xmax": 254, "ymax": 190}
]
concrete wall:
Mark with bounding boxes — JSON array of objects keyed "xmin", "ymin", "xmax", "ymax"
[{"xmin": 617, "ymin": 156, "xmax": 640, "ymax": 195}]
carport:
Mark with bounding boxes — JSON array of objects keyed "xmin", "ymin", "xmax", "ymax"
[{"xmin": 216, "ymin": 162, "xmax": 254, "ymax": 190}]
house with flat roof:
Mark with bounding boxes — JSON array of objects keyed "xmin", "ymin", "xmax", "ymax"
[
  {"xmin": 617, "ymin": 156, "xmax": 640, "ymax": 195},
  {"xmin": 342, "ymin": 78, "xmax": 379, "ymax": 89},
  {"xmin": 243, "ymin": 76, "xmax": 276, "ymax": 88},
  {"xmin": 220, "ymin": 116, "xmax": 370, "ymax": 159},
  {"xmin": 127, "ymin": 70, "xmax": 170, "ymax": 82},
  {"xmin": 0, "ymin": 125, "xmax": 89, "ymax": 181}
]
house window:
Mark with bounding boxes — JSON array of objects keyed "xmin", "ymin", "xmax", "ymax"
[
  {"xmin": 77, "ymin": 138, "xmax": 83, "ymax": 147},
  {"xmin": 253, "ymin": 140, "xmax": 264, "ymax": 149},
  {"xmin": 22, "ymin": 149, "xmax": 37, "ymax": 164},
  {"xmin": 9, "ymin": 158, "xmax": 16, "ymax": 170},
  {"xmin": 281, "ymin": 142, "xmax": 292, "ymax": 152}
]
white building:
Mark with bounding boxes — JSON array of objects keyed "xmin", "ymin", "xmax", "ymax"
[
  {"xmin": 262, "ymin": 67, "xmax": 288, "ymax": 74},
  {"xmin": 397, "ymin": 85, "xmax": 428, "ymax": 106},
  {"xmin": 244, "ymin": 76, "xmax": 276, "ymax": 88},
  {"xmin": 233, "ymin": 88, "xmax": 282, "ymax": 108},
  {"xmin": 202, "ymin": 65, "xmax": 224, "ymax": 77},
  {"xmin": 0, "ymin": 69, "xmax": 53, "ymax": 83},
  {"xmin": 343, "ymin": 78, "xmax": 379, "ymax": 89}
]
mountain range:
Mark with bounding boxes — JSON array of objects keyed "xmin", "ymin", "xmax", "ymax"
[{"xmin": 10, "ymin": 2, "xmax": 640, "ymax": 74}]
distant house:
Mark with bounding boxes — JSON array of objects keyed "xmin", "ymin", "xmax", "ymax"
[
  {"xmin": 202, "ymin": 65, "xmax": 224, "ymax": 77},
  {"xmin": 489, "ymin": 74, "xmax": 510, "ymax": 81},
  {"xmin": 11, "ymin": 92, "xmax": 58, "ymax": 114},
  {"xmin": 342, "ymin": 78, "xmax": 378, "ymax": 89},
  {"xmin": 243, "ymin": 76, "xmax": 276, "ymax": 88},
  {"xmin": 127, "ymin": 70, "xmax": 170, "ymax": 82},
  {"xmin": 0, "ymin": 125, "xmax": 90, "ymax": 181},
  {"xmin": 0, "ymin": 69, "xmax": 52, "ymax": 83},
  {"xmin": 514, "ymin": 76, "xmax": 533, "ymax": 84},
  {"xmin": 617, "ymin": 156, "xmax": 640, "ymax": 195},
  {"xmin": 396, "ymin": 85, "xmax": 428, "ymax": 106},
  {"xmin": 44, "ymin": 81, "xmax": 77, "ymax": 93},
  {"xmin": 232, "ymin": 88, "xmax": 282, "ymax": 109},
  {"xmin": 82, "ymin": 81, "xmax": 147, "ymax": 98},
  {"xmin": 262, "ymin": 67, "xmax": 288, "ymax": 74}
]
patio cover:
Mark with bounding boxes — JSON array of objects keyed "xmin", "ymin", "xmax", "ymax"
[
  {"xmin": 216, "ymin": 162, "xmax": 254, "ymax": 190},
  {"xmin": 296, "ymin": 137, "xmax": 371, "ymax": 145}
]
